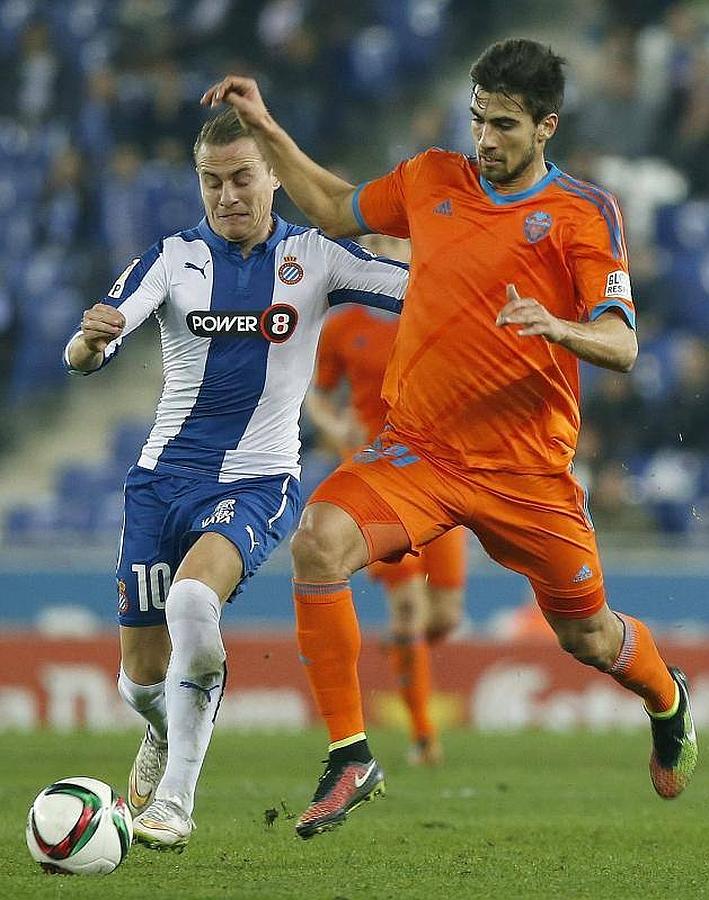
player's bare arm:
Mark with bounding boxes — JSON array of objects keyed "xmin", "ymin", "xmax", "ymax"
[
  {"xmin": 67, "ymin": 303, "xmax": 126, "ymax": 372},
  {"xmin": 305, "ymin": 389, "xmax": 364, "ymax": 456},
  {"xmin": 201, "ymin": 75, "xmax": 360, "ymax": 238},
  {"xmin": 496, "ymin": 284, "xmax": 637, "ymax": 372}
]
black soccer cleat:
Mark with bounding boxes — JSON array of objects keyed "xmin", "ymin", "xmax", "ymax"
[
  {"xmin": 649, "ymin": 666, "xmax": 697, "ymax": 799},
  {"xmin": 295, "ymin": 758, "xmax": 385, "ymax": 839}
]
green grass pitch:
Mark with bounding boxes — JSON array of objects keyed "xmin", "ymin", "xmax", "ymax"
[{"xmin": 2, "ymin": 728, "xmax": 707, "ymax": 899}]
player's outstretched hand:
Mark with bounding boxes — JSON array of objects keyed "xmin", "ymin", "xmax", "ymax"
[
  {"xmin": 81, "ymin": 303, "xmax": 125, "ymax": 352},
  {"xmin": 496, "ymin": 284, "xmax": 567, "ymax": 343},
  {"xmin": 201, "ymin": 75, "xmax": 269, "ymax": 130}
]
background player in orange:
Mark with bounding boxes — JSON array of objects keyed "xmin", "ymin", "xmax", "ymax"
[
  {"xmin": 202, "ymin": 37, "xmax": 697, "ymax": 839},
  {"xmin": 307, "ymin": 233, "xmax": 467, "ymax": 766}
]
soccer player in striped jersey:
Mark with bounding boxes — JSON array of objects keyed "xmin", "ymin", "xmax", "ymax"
[
  {"xmin": 63, "ymin": 109, "xmax": 408, "ymax": 850},
  {"xmin": 308, "ymin": 234, "xmax": 467, "ymax": 766},
  {"xmin": 203, "ymin": 38, "xmax": 697, "ymax": 840}
]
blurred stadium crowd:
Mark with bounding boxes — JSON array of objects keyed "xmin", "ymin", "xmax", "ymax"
[{"xmin": 0, "ymin": 0, "xmax": 708, "ymax": 544}]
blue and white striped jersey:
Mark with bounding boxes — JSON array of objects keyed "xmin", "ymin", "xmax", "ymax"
[{"xmin": 64, "ymin": 216, "xmax": 408, "ymax": 482}]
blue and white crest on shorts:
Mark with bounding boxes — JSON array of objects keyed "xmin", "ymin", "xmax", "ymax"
[
  {"xmin": 201, "ymin": 498, "xmax": 237, "ymax": 528},
  {"xmin": 524, "ymin": 211, "xmax": 553, "ymax": 244}
]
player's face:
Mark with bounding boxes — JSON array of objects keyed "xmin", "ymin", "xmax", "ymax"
[
  {"xmin": 470, "ymin": 88, "xmax": 556, "ymax": 188},
  {"xmin": 196, "ymin": 138, "xmax": 280, "ymax": 247}
]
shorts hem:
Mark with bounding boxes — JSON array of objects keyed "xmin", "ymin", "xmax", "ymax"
[{"xmin": 534, "ymin": 583, "xmax": 606, "ymax": 619}]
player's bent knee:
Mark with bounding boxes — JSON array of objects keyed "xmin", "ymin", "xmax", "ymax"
[
  {"xmin": 119, "ymin": 654, "xmax": 168, "ymax": 687},
  {"xmin": 290, "ymin": 524, "xmax": 351, "ymax": 581},
  {"xmin": 426, "ymin": 617, "xmax": 459, "ymax": 644},
  {"xmin": 389, "ymin": 609, "xmax": 420, "ymax": 641},
  {"xmin": 556, "ymin": 632, "xmax": 616, "ymax": 671},
  {"xmin": 425, "ymin": 589, "xmax": 463, "ymax": 643},
  {"xmin": 119, "ymin": 625, "xmax": 171, "ymax": 684}
]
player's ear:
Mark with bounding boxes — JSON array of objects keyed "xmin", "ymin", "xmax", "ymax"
[
  {"xmin": 537, "ymin": 113, "xmax": 558, "ymax": 142},
  {"xmin": 270, "ymin": 171, "xmax": 281, "ymax": 191}
]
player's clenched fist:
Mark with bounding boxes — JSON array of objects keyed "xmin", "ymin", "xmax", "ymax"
[
  {"xmin": 81, "ymin": 303, "xmax": 126, "ymax": 352},
  {"xmin": 200, "ymin": 75, "xmax": 269, "ymax": 130}
]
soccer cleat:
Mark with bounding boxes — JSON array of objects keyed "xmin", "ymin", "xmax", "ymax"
[
  {"xmin": 132, "ymin": 799, "xmax": 194, "ymax": 851},
  {"xmin": 407, "ymin": 736, "xmax": 444, "ymax": 767},
  {"xmin": 295, "ymin": 758, "xmax": 385, "ymax": 839},
  {"xmin": 127, "ymin": 726, "xmax": 168, "ymax": 816},
  {"xmin": 649, "ymin": 667, "xmax": 698, "ymax": 799}
]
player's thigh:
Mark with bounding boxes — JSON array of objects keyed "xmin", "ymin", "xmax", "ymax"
[
  {"xmin": 420, "ymin": 527, "xmax": 468, "ymax": 589},
  {"xmin": 369, "ymin": 553, "xmax": 423, "ymax": 590},
  {"xmin": 310, "ymin": 431, "xmax": 455, "ymax": 564},
  {"xmin": 385, "ymin": 575, "xmax": 428, "ymax": 638},
  {"xmin": 368, "ymin": 554, "xmax": 427, "ymax": 637},
  {"xmin": 185, "ymin": 473, "xmax": 301, "ymax": 601},
  {"xmin": 469, "ymin": 468, "xmax": 606, "ymax": 619},
  {"xmin": 116, "ymin": 467, "xmax": 180, "ymax": 629},
  {"xmin": 175, "ymin": 533, "xmax": 243, "ymax": 603}
]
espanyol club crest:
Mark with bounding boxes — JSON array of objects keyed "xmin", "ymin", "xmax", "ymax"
[
  {"xmin": 278, "ymin": 255, "xmax": 304, "ymax": 285},
  {"xmin": 524, "ymin": 211, "xmax": 553, "ymax": 244},
  {"xmin": 117, "ymin": 579, "xmax": 130, "ymax": 614}
]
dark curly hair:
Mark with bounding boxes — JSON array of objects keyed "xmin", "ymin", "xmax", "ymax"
[{"xmin": 470, "ymin": 39, "xmax": 566, "ymax": 123}]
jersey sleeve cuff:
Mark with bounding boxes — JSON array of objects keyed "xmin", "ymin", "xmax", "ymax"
[
  {"xmin": 589, "ymin": 300, "xmax": 636, "ymax": 330},
  {"xmin": 352, "ymin": 183, "xmax": 374, "ymax": 234},
  {"xmin": 62, "ymin": 332, "xmax": 107, "ymax": 375}
]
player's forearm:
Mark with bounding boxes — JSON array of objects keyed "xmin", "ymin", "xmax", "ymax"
[
  {"xmin": 66, "ymin": 335, "xmax": 104, "ymax": 372},
  {"xmin": 251, "ymin": 117, "xmax": 358, "ymax": 237},
  {"xmin": 305, "ymin": 390, "xmax": 347, "ymax": 443},
  {"xmin": 556, "ymin": 316, "xmax": 638, "ymax": 372}
]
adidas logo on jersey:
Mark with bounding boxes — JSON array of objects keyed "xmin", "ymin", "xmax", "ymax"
[
  {"xmin": 572, "ymin": 564, "xmax": 593, "ymax": 583},
  {"xmin": 433, "ymin": 199, "xmax": 453, "ymax": 216}
]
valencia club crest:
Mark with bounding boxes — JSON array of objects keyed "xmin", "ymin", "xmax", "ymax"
[{"xmin": 524, "ymin": 211, "xmax": 553, "ymax": 244}]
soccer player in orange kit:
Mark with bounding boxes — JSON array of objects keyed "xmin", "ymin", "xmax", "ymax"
[
  {"xmin": 202, "ymin": 38, "xmax": 697, "ymax": 839},
  {"xmin": 308, "ymin": 234, "xmax": 467, "ymax": 766}
]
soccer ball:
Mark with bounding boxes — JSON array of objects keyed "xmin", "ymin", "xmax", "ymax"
[{"xmin": 26, "ymin": 776, "xmax": 132, "ymax": 875}]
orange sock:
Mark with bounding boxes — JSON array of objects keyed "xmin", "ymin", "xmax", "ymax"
[
  {"xmin": 293, "ymin": 581, "xmax": 364, "ymax": 744},
  {"xmin": 388, "ymin": 638, "xmax": 433, "ymax": 741},
  {"xmin": 609, "ymin": 613, "xmax": 677, "ymax": 713}
]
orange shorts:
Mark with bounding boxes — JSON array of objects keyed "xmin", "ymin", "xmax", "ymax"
[
  {"xmin": 307, "ymin": 428, "xmax": 605, "ymax": 619},
  {"xmin": 368, "ymin": 527, "xmax": 467, "ymax": 589}
]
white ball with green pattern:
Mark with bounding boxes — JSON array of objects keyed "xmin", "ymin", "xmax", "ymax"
[{"xmin": 26, "ymin": 776, "xmax": 133, "ymax": 875}]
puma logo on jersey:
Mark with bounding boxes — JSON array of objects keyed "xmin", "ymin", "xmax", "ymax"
[{"xmin": 184, "ymin": 260, "xmax": 211, "ymax": 278}]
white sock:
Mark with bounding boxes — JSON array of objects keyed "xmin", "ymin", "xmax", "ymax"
[
  {"xmin": 117, "ymin": 667, "xmax": 167, "ymax": 743},
  {"xmin": 155, "ymin": 579, "xmax": 226, "ymax": 816}
]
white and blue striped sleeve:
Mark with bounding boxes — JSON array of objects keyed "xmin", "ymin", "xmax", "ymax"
[
  {"xmin": 63, "ymin": 240, "xmax": 169, "ymax": 374},
  {"xmin": 324, "ymin": 237, "xmax": 408, "ymax": 314}
]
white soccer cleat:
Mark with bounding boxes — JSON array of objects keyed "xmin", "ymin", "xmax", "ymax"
[
  {"xmin": 132, "ymin": 799, "xmax": 194, "ymax": 852},
  {"xmin": 127, "ymin": 726, "xmax": 168, "ymax": 816}
]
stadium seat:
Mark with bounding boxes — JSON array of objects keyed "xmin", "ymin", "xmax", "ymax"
[{"xmin": 656, "ymin": 201, "xmax": 709, "ymax": 254}]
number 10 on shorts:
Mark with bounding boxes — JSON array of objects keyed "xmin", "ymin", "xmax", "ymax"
[{"xmin": 131, "ymin": 563, "xmax": 172, "ymax": 611}]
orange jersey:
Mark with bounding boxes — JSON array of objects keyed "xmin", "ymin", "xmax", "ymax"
[
  {"xmin": 353, "ymin": 151, "xmax": 635, "ymax": 474},
  {"xmin": 314, "ymin": 306, "xmax": 399, "ymax": 442}
]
